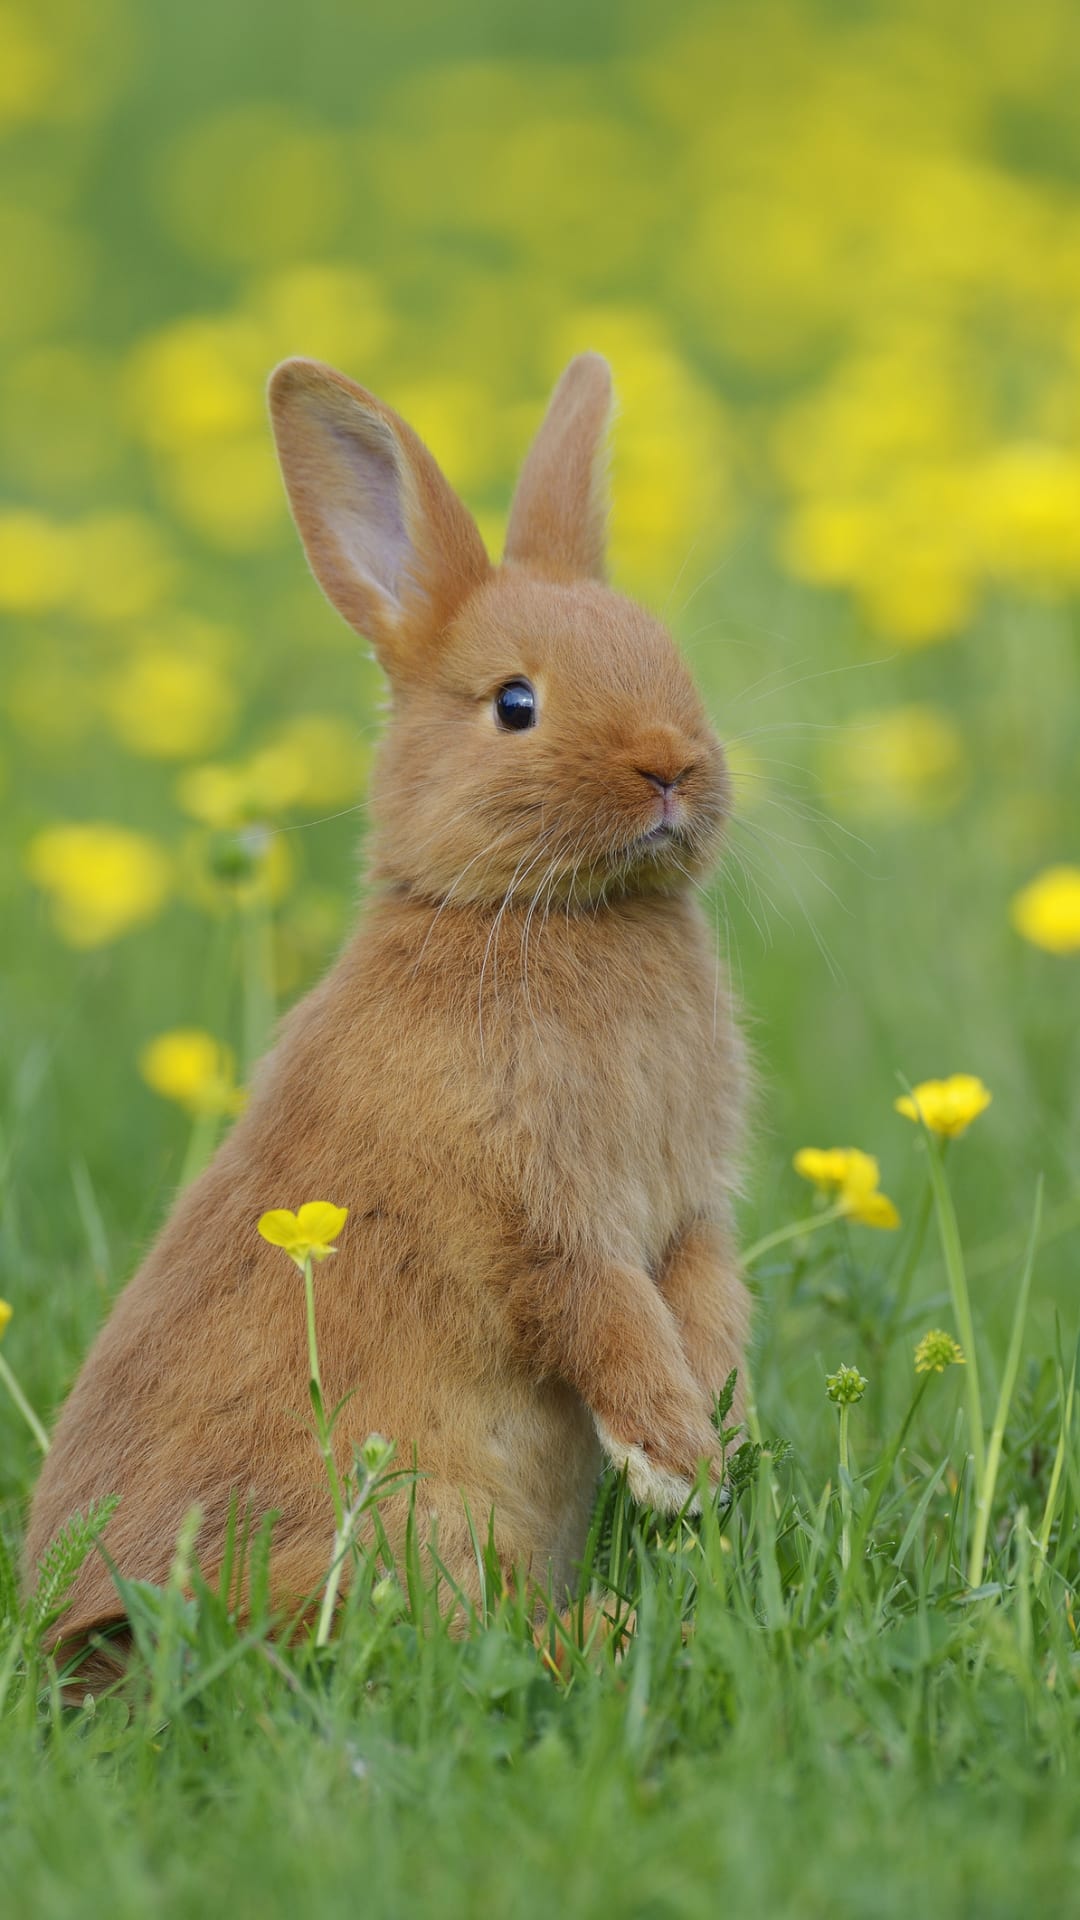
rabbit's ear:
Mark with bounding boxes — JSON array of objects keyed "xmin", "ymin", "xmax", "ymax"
[
  {"xmin": 504, "ymin": 353, "xmax": 613, "ymax": 582},
  {"xmin": 268, "ymin": 358, "xmax": 491, "ymax": 677}
]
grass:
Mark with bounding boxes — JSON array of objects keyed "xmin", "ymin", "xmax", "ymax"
[{"xmin": 2, "ymin": 1062, "xmax": 1079, "ymax": 1917}]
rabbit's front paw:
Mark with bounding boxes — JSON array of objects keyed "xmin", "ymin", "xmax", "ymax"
[{"xmin": 594, "ymin": 1417, "xmax": 718, "ymax": 1514}]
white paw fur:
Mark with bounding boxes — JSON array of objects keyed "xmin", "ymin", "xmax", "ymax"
[{"xmin": 594, "ymin": 1419, "xmax": 702, "ymax": 1515}]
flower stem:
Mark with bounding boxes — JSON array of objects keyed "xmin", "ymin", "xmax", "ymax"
[
  {"xmin": 846, "ymin": 1372, "xmax": 931, "ymax": 1580},
  {"xmin": 315, "ymin": 1477, "xmax": 374, "ymax": 1648},
  {"xmin": 888, "ymin": 1168, "xmax": 934, "ymax": 1325},
  {"xmin": 0, "ymin": 1353, "xmax": 49, "ymax": 1454},
  {"xmin": 838, "ymin": 1404, "xmax": 852, "ymax": 1572},
  {"xmin": 302, "ymin": 1254, "xmax": 345, "ymax": 1535},
  {"xmin": 241, "ymin": 890, "xmax": 275, "ymax": 1079},
  {"xmin": 1036, "ymin": 1347, "xmax": 1075, "ymax": 1576},
  {"xmin": 743, "ymin": 1203, "xmax": 847, "ymax": 1270},
  {"xmin": 967, "ymin": 1178, "xmax": 1042, "ymax": 1588},
  {"xmin": 924, "ymin": 1134, "xmax": 985, "ymax": 1485},
  {"xmin": 316, "ymin": 1508, "xmax": 353, "ymax": 1648},
  {"xmin": 177, "ymin": 1109, "xmax": 220, "ymax": 1190},
  {"xmin": 303, "ymin": 1254, "xmax": 323, "ymax": 1407}
]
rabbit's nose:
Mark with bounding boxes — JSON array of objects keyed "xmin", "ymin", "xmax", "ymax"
[{"xmin": 637, "ymin": 764, "xmax": 694, "ymax": 795}]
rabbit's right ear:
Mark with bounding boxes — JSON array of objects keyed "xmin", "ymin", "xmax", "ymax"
[
  {"xmin": 504, "ymin": 353, "xmax": 614, "ymax": 582},
  {"xmin": 268, "ymin": 359, "xmax": 491, "ymax": 679}
]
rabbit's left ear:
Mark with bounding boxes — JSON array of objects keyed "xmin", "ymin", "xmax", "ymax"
[
  {"xmin": 268, "ymin": 358, "xmax": 490, "ymax": 681},
  {"xmin": 504, "ymin": 353, "xmax": 613, "ymax": 583}
]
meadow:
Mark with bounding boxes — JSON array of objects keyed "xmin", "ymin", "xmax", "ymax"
[{"xmin": 2, "ymin": 0, "xmax": 1080, "ymax": 1912}]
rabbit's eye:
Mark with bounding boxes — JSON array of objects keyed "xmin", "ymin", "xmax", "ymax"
[{"xmin": 494, "ymin": 679, "xmax": 537, "ymax": 732}]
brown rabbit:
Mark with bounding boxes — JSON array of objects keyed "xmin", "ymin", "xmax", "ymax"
[{"xmin": 26, "ymin": 352, "xmax": 750, "ymax": 1675}]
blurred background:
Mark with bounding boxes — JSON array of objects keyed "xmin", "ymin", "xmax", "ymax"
[{"xmin": 1, "ymin": 0, "xmax": 1078, "ymax": 1479}]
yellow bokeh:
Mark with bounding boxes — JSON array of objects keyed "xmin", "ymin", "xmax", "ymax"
[
  {"xmin": 0, "ymin": 510, "xmax": 174, "ymax": 620},
  {"xmin": 102, "ymin": 649, "xmax": 236, "ymax": 760},
  {"xmin": 252, "ymin": 264, "xmax": 391, "ymax": 374},
  {"xmin": 1010, "ymin": 867, "xmax": 1080, "ymax": 955},
  {"xmin": 126, "ymin": 316, "xmax": 267, "ymax": 452},
  {"xmin": 159, "ymin": 105, "xmax": 347, "ymax": 268},
  {"xmin": 26, "ymin": 823, "xmax": 172, "ymax": 948},
  {"xmin": 176, "ymin": 716, "xmax": 368, "ymax": 827},
  {"xmin": 139, "ymin": 1028, "xmax": 246, "ymax": 1116},
  {"xmin": 0, "ymin": 512, "xmax": 76, "ymax": 610},
  {"xmin": 269, "ymin": 715, "xmax": 370, "ymax": 810},
  {"xmin": 821, "ymin": 707, "xmax": 967, "ymax": 819},
  {"xmin": 1, "ymin": 0, "xmax": 1078, "ymax": 1111},
  {"xmin": 552, "ymin": 308, "xmax": 731, "ymax": 598}
]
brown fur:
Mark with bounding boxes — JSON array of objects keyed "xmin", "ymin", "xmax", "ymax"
[{"xmin": 25, "ymin": 353, "xmax": 750, "ymax": 1670}]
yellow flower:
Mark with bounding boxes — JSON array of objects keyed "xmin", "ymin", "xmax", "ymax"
[
  {"xmin": 0, "ymin": 511, "xmax": 75, "ymax": 610},
  {"xmin": 844, "ymin": 1188, "xmax": 901, "ymax": 1230},
  {"xmin": 914, "ymin": 1330, "xmax": 966, "ymax": 1374},
  {"xmin": 257, "ymin": 1202, "xmax": 349, "ymax": 1269},
  {"xmin": 139, "ymin": 1029, "xmax": 246, "ymax": 1118},
  {"xmin": 0, "ymin": 1301, "xmax": 12, "ymax": 1341},
  {"xmin": 102, "ymin": 650, "xmax": 235, "ymax": 761},
  {"xmin": 793, "ymin": 1146, "xmax": 900, "ymax": 1229},
  {"xmin": 894, "ymin": 1075, "xmax": 992, "ymax": 1138},
  {"xmin": 1010, "ymin": 866, "xmax": 1080, "ymax": 955},
  {"xmin": 794, "ymin": 1145, "xmax": 880, "ymax": 1193},
  {"xmin": 26, "ymin": 823, "xmax": 172, "ymax": 948}
]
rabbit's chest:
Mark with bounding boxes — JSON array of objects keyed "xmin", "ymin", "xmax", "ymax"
[{"xmin": 506, "ymin": 916, "xmax": 736, "ymax": 1267}]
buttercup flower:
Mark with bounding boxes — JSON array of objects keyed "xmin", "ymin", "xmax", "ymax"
[
  {"xmin": 257, "ymin": 1202, "xmax": 348, "ymax": 1269},
  {"xmin": 1010, "ymin": 866, "xmax": 1080, "ymax": 955},
  {"xmin": 139, "ymin": 1029, "xmax": 246, "ymax": 1117},
  {"xmin": 793, "ymin": 1146, "xmax": 900, "ymax": 1229},
  {"xmin": 914, "ymin": 1330, "xmax": 965, "ymax": 1374},
  {"xmin": 0, "ymin": 1301, "xmax": 12, "ymax": 1340},
  {"xmin": 894, "ymin": 1075, "xmax": 992, "ymax": 1137},
  {"xmin": 795, "ymin": 1146, "xmax": 879, "ymax": 1192},
  {"xmin": 825, "ymin": 1364, "xmax": 868, "ymax": 1406},
  {"xmin": 844, "ymin": 1187, "xmax": 901, "ymax": 1229}
]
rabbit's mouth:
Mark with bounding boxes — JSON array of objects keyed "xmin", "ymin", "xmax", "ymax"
[
  {"xmin": 637, "ymin": 821, "xmax": 681, "ymax": 849},
  {"xmin": 631, "ymin": 820, "xmax": 693, "ymax": 861}
]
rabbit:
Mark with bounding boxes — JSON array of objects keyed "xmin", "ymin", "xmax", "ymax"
[{"xmin": 25, "ymin": 352, "xmax": 750, "ymax": 1680}]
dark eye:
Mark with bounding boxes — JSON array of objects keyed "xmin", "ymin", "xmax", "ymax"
[{"xmin": 494, "ymin": 678, "xmax": 537, "ymax": 732}]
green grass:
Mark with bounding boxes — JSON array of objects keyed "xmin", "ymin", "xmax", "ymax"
[{"xmin": 2, "ymin": 1073, "xmax": 1079, "ymax": 1918}]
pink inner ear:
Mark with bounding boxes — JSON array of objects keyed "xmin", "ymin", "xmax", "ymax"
[{"xmin": 325, "ymin": 415, "xmax": 413, "ymax": 613}]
